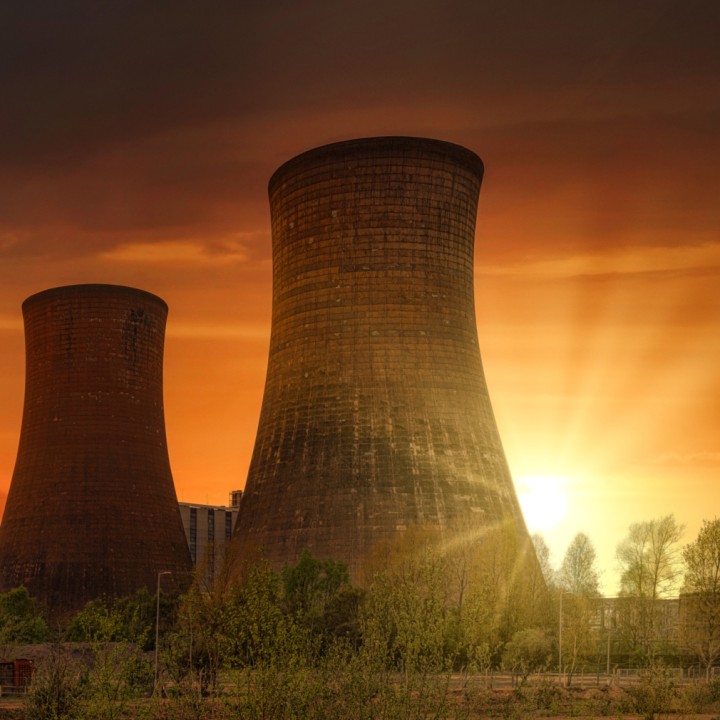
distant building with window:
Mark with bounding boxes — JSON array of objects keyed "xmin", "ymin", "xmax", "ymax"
[{"xmin": 178, "ymin": 491, "xmax": 242, "ymax": 583}]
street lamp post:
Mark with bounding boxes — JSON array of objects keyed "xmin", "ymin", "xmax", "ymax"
[
  {"xmin": 559, "ymin": 591, "xmax": 563, "ymax": 678},
  {"xmin": 606, "ymin": 630, "xmax": 610, "ymax": 675},
  {"xmin": 606, "ymin": 628, "xmax": 615, "ymax": 677},
  {"xmin": 558, "ymin": 591, "xmax": 572, "ymax": 683}
]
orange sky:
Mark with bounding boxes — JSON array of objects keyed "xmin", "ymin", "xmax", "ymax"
[{"xmin": 1, "ymin": 0, "xmax": 718, "ymax": 593}]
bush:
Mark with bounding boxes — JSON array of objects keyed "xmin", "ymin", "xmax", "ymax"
[
  {"xmin": 625, "ymin": 662, "xmax": 677, "ymax": 720},
  {"xmin": 64, "ymin": 589, "xmax": 156, "ymax": 649},
  {"xmin": 0, "ymin": 587, "xmax": 49, "ymax": 644},
  {"xmin": 24, "ymin": 650, "xmax": 83, "ymax": 720},
  {"xmin": 501, "ymin": 628, "xmax": 553, "ymax": 684}
]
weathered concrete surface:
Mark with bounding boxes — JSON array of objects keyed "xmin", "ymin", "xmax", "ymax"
[
  {"xmin": 0, "ymin": 284, "xmax": 191, "ymax": 620},
  {"xmin": 235, "ymin": 137, "xmax": 530, "ymax": 573}
]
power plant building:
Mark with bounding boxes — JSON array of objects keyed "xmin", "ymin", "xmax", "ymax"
[
  {"xmin": 0, "ymin": 284, "xmax": 191, "ymax": 619},
  {"xmin": 178, "ymin": 491, "xmax": 241, "ymax": 581},
  {"xmin": 235, "ymin": 136, "xmax": 531, "ymax": 573}
]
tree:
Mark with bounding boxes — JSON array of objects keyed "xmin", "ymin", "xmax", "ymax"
[
  {"xmin": 501, "ymin": 628, "xmax": 553, "ymax": 685},
  {"xmin": 616, "ymin": 515, "xmax": 684, "ymax": 661},
  {"xmin": 522, "ymin": 533, "xmax": 557, "ymax": 638},
  {"xmin": 532, "ymin": 533, "xmax": 555, "ymax": 587},
  {"xmin": 617, "ymin": 515, "xmax": 684, "ymax": 600},
  {"xmin": 558, "ymin": 533, "xmax": 599, "ymax": 596},
  {"xmin": 0, "ymin": 586, "xmax": 48, "ymax": 644},
  {"xmin": 557, "ymin": 533, "xmax": 601, "ymax": 683},
  {"xmin": 24, "ymin": 650, "xmax": 83, "ymax": 720},
  {"xmin": 682, "ymin": 518, "xmax": 720, "ymax": 676},
  {"xmin": 64, "ymin": 589, "xmax": 156, "ymax": 648},
  {"xmin": 282, "ymin": 549, "xmax": 349, "ymax": 612},
  {"xmin": 469, "ymin": 519, "xmax": 540, "ymax": 643},
  {"xmin": 360, "ymin": 525, "xmax": 451, "ymax": 677}
]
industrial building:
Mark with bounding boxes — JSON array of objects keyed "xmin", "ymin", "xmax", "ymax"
[
  {"xmin": 0, "ymin": 284, "xmax": 192, "ymax": 619},
  {"xmin": 235, "ymin": 137, "xmax": 532, "ymax": 574},
  {"xmin": 178, "ymin": 491, "xmax": 241, "ymax": 583}
]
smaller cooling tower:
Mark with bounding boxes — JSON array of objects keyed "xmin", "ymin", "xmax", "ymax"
[{"xmin": 0, "ymin": 284, "xmax": 191, "ymax": 619}]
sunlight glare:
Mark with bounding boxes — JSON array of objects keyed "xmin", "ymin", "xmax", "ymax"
[{"xmin": 517, "ymin": 475, "xmax": 569, "ymax": 532}]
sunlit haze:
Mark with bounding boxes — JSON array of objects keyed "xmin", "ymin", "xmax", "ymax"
[
  {"xmin": 517, "ymin": 476, "xmax": 569, "ymax": 534},
  {"xmin": 1, "ymin": 0, "xmax": 717, "ymax": 596}
]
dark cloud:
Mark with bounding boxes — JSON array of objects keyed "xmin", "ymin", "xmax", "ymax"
[
  {"xmin": 1, "ymin": 108, "xmax": 717, "ymax": 263},
  {"xmin": 2, "ymin": 0, "xmax": 717, "ymax": 166},
  {"xmin": 0, "ymin": 0, "xmax": 717, "ymax": 266},
  {"xmin": 0, "ymin": 0, "xmax": 259, "ymax": 165},
  {"xmin": 474, "ymin": 111, "xmax": 720, "ymax": 255}
]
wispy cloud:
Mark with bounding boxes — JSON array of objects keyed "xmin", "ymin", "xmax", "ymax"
[
  {"xmin": 100, "ymin": 239, "xmax": 249, "ymax": 265},
  {"xmin": 0, "ymin": 316, "xmax": 22, "ymax": 331},
  {"xmin": 646, "ymin": 452, "xmax": 720, "ymax": 468},
  {"xmin": 478, "ymin": 242, "xmax": 720, "ymax": 279}
]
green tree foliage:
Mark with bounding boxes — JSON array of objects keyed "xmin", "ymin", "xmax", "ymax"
[
  {"xmin": 618, "ymin": 515, "xmax": 684, "ymax": 600},
  {"xmin": 474, "ymin": 520, "xmax": 535, "ymax": 642},
  {"xmin": 0, "ymin": 586, "xmax": 48, "ymax": 644},
  {"xmin": 616, "ymin": 514, "xmax": 684, "ymax": 661},
  {"xmin": 64, "ymin": 588, "xmax": 157, "ymax": 649},
  {"xmin": 25, "ymin": 519, "xmax": 720, "ymax": 719},
  {"xmin": 282, "ymin": 548, "xmax": 349, "ymax": 615},
  {"xmin": 358, "ymin": 519, "xmax": 551, "ymax": 676},
  {"xmin": 502, "ymin": 628, "xmax": 553, "ymax": 685},
  {"xmin": 76, "ymin": 643, "xmax": 153, "ymax": 720},
  {"xmin": 163, "ymin": 584, "xmax": 222, "ymax": 694},
  {"xmin": 24, "ymin": 644, "xmax": 152, "ymax": 720},
  {"xmin": 24, "ymin": 650, "xmax": 83, "ymax": 720},
  {"xmin": 365, "ymin": 523, "xmax": 481, "ymax": 671},
  {"xmin": 532, "ymin": 533, "xmax": 555, "ymax": 587},
  {"xmin": 557, "ymin": 533, "xmax": 601, "ymax": 683},
  {"xmin": 280, "ymin": 548, "xmax": 361, "ymax": 645},
  {"xmin": 558, "ymin": 533, "xmax": 599, "ymax": 596},
  {"xmin": 449, "ymin": 518, "xmax": 546, "ymax": 655},
  {"xmin": 362, "ymin": 533, "xmax": 450, "ymax": 677},
  {"xmin": 162, "ymin": 554, "xmax": 314, "ymax": 694},
  {"xmin": 682, "ymin": 517, "xmax": 720, "ymax": 676},
  {"xmin": 222, "ymin": 559, "xmax": 309, "ymax": 669}
]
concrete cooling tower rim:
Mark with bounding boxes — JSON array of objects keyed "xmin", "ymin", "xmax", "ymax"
[
  {"xmin": 22, "ymin": 283, "xmax": 168, "ymax": 312},
  {"xmin": 268, "ymin": 136, "xmax": 485, "ymax": 197}
]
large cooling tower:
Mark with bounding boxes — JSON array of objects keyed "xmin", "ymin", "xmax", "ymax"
[
  {"xmin": 0, "ymin": 284, "xmax": 191, "ymax": 619},
  {"xmin": 235, "ymin": 137, "xmax": 530, "ymax": 572}
]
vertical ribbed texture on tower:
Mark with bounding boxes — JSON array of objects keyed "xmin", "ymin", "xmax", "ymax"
[
  {"xmin": 0, "ymin": 284, "xmax": 191, "ymax": 619},
  {"xmin": 235, "ymin": 137, "xmax": 529, "ymax": 572}
]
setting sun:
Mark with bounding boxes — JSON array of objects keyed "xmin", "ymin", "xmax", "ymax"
[{"xmin": 517, "ymin": 475, "xmax": 569, "ymax": 532}]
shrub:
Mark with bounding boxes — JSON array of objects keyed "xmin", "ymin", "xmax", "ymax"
[
  {"xmin": 0, "ymin": 587, "xmax": 49, "ymax": 644},
  {"xmin": 625, "ymin": 661, "xmax": 677, "ymax": 720},
  {"xmin": 24, "ymin": 650, "xmax": 83, "ymax": 720}
]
